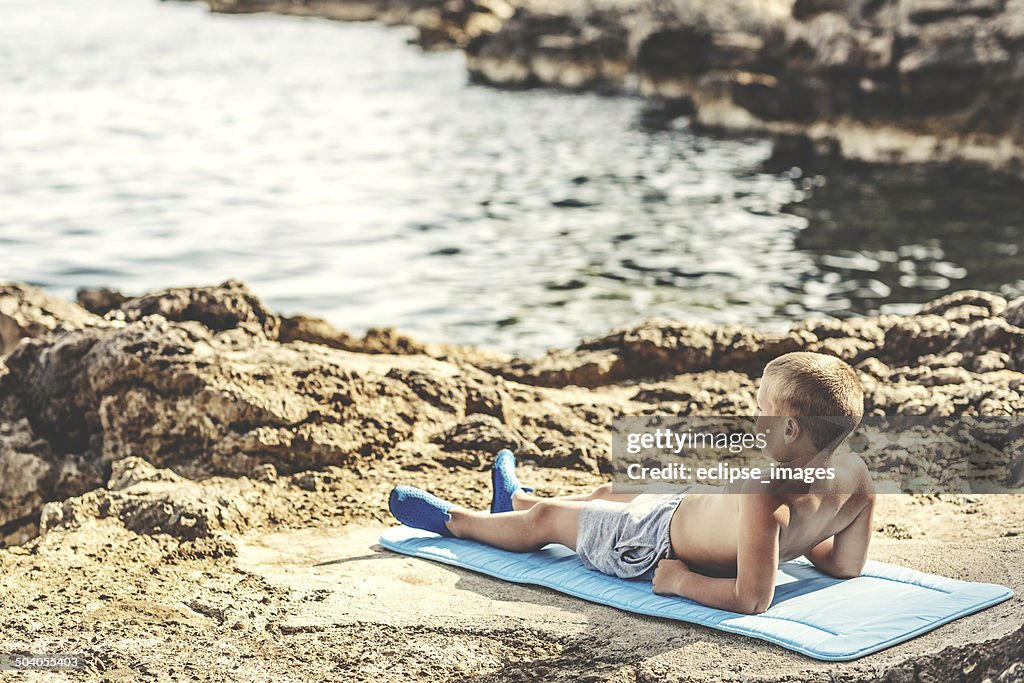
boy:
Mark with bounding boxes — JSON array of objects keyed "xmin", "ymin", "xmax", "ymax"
[{"xmin": 389, "ymin": 352, "xmax": 875, "ymax": 615}]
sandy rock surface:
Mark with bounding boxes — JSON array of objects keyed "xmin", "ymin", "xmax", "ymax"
[{"xmin": 0, "ymin": 280, "xmax": 1021, "ymax": 680}]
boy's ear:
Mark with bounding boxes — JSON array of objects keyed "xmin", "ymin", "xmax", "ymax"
[{"xmin": 783, "ymin": 417, "xmax": 801, "ymax": 444}]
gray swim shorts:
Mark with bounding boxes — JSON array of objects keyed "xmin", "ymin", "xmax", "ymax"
[{"xmin": 575, "ymin": 488, "xmax": 688, "ymax": 580}]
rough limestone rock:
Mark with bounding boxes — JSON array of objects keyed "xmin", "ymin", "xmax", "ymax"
[
  {"xmin": 0, "ymin": 418, "xmax": 57, "ymax": 543},
  {"xmin": 279, "ymin": 315, "xmax": 428, "ymax": 354},
  {"xmin": 0, "ymin": 415, "xmax": 101, "ymax": 545},
  {"xmin": 1005, "ymin": 296, "xmax": 1024, "ymax": 328},
  {"xmin": 117, "ymin": 279, "xmax": 281, "ymax": 339},
  {"xmin": 502, "ymin": 305, "xmax": 1024, "ymax": 392},
  {"xmin": 76, "ymin": 286, "xmax": 129, "ymax": 315},
  {"xmin": 465, "ymin": 7, "xmax": 631, "ymax": 89},
  {"xmin": 0, "ymin": 283, "xmax": 617, "ymax": 530},
  {"xmin": 206, "ymin": 0, "xmax": 514, "ymax": 48},
  {"xmin": 2, "ymin": 280, "xmax": 1023, "ymax": 534},
  {"xmin": 0, "ymin": 281, "xmax": 104, "ymax": 355},
  {"xmin": 579, "ymin": 320, "xmax": 808, "ymax": 377},
  {"xmin": 40, "ymin": 457, "xmax": 268, "ymax": 541},
  {"xmin": 472, "ymin": 0, "xmax": 1024, "ymax": 172},
  {"xmin": 492, "ymin": 348, "xmax": 628, "ymax": 387}
]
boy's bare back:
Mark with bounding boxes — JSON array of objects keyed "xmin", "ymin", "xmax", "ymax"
[
  {"xmin": 667, "ymin": 450, "xmax": 875, "ymax": 578},
  {"xmin": 651, "ymin": 352, "xmax": 874, "ymax": 613}
]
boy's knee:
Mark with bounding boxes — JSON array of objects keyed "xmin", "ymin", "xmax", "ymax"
[
  {"xmin": 526, "ymin": 499, "xmax": 580, "ymax": 550},
  {"xmin": 527, "ymin": 499, "xmax": 555, "ymax": 526},
  {"xmin": 589, "ymin": 483, "xmax": 614, "ymax": 500},
  {"xmin": 525, "ymin": 500, "xmax": 559, "ymax": 544}
]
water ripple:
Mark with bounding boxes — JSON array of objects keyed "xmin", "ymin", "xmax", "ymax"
[{"xmin": 1, "ymin": 0, "xmax": 1022, "ymax": 352}]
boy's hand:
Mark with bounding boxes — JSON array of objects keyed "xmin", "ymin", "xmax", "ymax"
[{"xmin": 652, "ymin": 558, "xmax": 691, "ymax": 596}]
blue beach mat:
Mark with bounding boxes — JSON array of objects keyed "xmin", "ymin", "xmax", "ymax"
[{"xmin": 379, "ymin": 526, "xmax": 1012, "ymax": 661}]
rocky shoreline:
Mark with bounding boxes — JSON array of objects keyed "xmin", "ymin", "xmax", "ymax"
[
  {"xmin": 3, "ymin": 279, "xmax": 1023, "ymax": 541},
  {"xmin": 1, "ymin": 280, "xmax": 1022, "ymax": 680},
  {"xmin": 194, "ymin": 0, "xmax": 1024, "ymax": 176}
]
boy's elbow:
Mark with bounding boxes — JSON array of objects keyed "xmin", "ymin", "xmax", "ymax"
[
  {"xmin": 830, "ymin": 568, "xmax": 862, "ymax": 580},
  {"xmin": 736, "ymin": 599, "xmax": 771, "ymax": 615},
  {"xmin": 829, "ymin": 561, "xmax": 866, "ymax": 580},
  {"xmin": 735, "ymin": 592, "xmax": 773, "ymax": 615}
]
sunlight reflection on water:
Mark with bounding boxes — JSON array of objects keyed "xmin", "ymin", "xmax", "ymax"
[{"xmin": 2, "ymin": 0, "xmax": 1022, "ymax": 352}]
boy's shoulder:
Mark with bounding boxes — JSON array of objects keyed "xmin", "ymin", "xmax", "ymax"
[{"xmin": 831, "ymin": 450, "xmax": 875, "ymax": 495}]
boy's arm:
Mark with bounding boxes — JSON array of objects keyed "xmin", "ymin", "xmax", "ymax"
[
  {"xmin": 652, "ymin": 495, "xmax": 781, "ymax": 615},
  {"xmin": 805, "ymin": 493, "xmax": 875, "ymax": 579}
]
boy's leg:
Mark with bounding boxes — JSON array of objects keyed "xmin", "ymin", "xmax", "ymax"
[
  {"xmin": 448, "ymin": 499, "xmax": 620, "ymax": 552},
  {"xmin": 510, "ymin": 483, "xmax": 650, "ymax": 511}
]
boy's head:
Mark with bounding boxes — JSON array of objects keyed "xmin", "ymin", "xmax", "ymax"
[{"xmin": 757, "ymin": 352, "xmax": 864, "ymax": 459}]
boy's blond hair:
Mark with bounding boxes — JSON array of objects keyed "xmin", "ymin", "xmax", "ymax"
[{"xmin": 763, "ymin": 352, "xmax": 864, "ymax": 451}]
